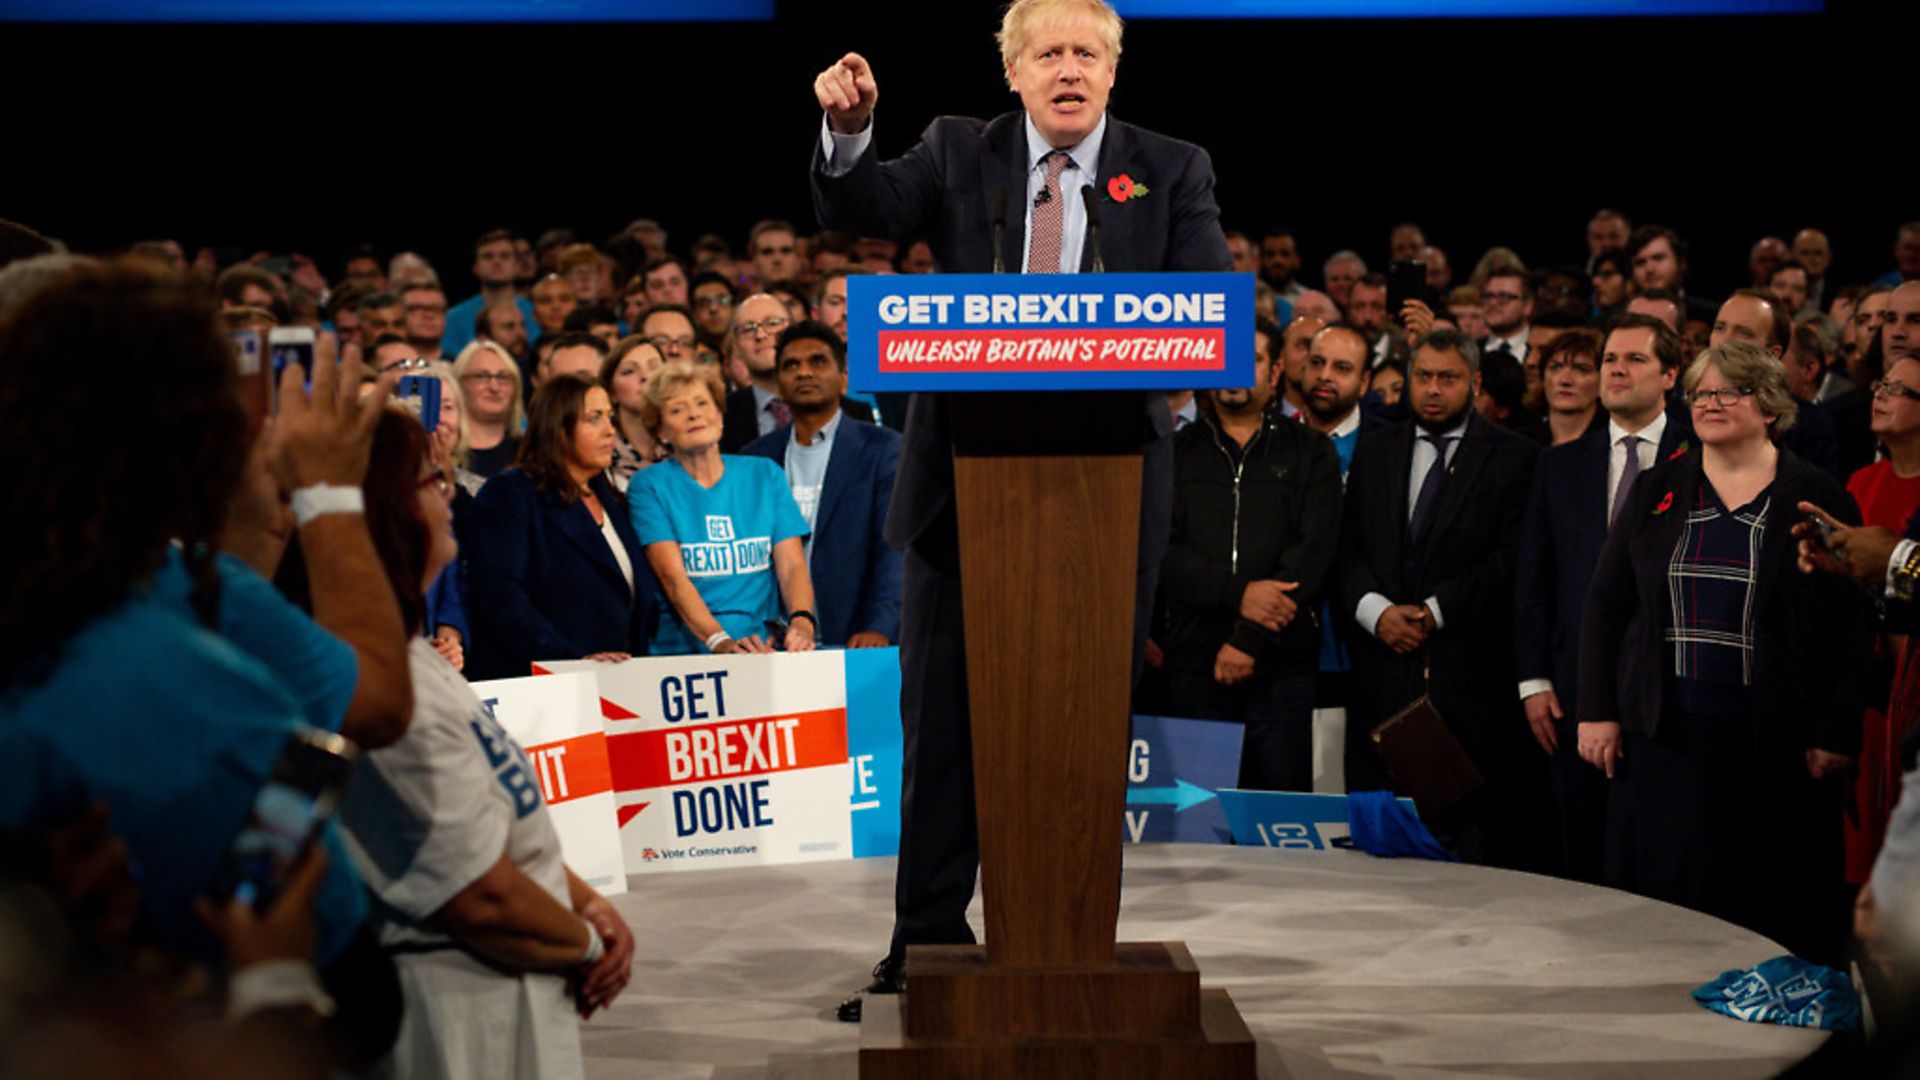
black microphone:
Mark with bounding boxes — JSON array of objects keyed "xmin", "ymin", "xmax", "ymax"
[
  {"xmin": 990, "ymin": 186, "xmax": 1007, "ymax": 275},
  {"xmin": 1080, "ymin": 184, "xmax": 1105, "ymax": 273}
]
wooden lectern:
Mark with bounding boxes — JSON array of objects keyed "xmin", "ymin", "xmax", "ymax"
[{"xmin": 859, "ymin": 392, "xmax": 1256, "ymax": 1078}]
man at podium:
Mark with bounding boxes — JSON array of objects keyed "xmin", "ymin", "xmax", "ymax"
[{"xmin": 809, "ymin": 0, "xmax": 1232, "ymax": 1021}]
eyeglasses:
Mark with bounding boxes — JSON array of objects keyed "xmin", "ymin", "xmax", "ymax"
[
  {"xmin": 693, "ymin": 294, "xmax": 733, "ymax": 309},
  {"xmin": 1872, "ymin": 379, "xmax": 1920, "ymax": 402},
  {"xmin": 1685, "ymin": 386, "xmax": 1757, "ymax": 408},
  {"xmin": 461, "ymin": 372, "xmax": 516, "ymax": 386},
  {"xmin": 738, "ymin": 315, "xmax": 791, "ymax": 337},
  {"xmin": 380, "ymin": 356, "xmax": 433, "ymax": 373},
  {"xmin": 648, "ymin": 334, "xmax": 697, "ymax": 352}
]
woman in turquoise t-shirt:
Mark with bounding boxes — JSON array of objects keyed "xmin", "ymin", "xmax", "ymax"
[{"xmin": 630, "ymin": 360, "xmax": 818, "ymax": 655}]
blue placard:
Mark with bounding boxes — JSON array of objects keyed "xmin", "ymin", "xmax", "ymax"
[
  {"xmin": 1218, "ymin": 789, "xmax": 1415, "ymax": 851},
  {"xmin": 845, "ymin": 647, "xmax": 903, "ymax": 859},
  {"xmin": 847, "ymin": 272, "xmax": 1255, "ymax": 393},
  {"xmin": 1124, "ymin": 714, "xmax": 1241, "ymax": 845}
]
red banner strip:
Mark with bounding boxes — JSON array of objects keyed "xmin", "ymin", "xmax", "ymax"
[{"xmin": 605, "ymin": 708, "xmax": 849, "ymax": 790}]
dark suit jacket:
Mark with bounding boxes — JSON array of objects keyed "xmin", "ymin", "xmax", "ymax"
[
  {"xmin": 1780, "ymin": 395, "xmax": 1843, "ymax": 478},
  {"xmin": 1338, "ymin": 412, "xmax": 1540, "ymax": 767},
  {"xmin": 720, "ymin": 387, "xmax": 872, "ymax": 453},
  {"xmin": 1576, "ymin": 449, "xmax": 1872, "ymax": 757},
  {"xmin": 1513, "ymin": 409, "xmax": 1691, "ymax": 719},
  {"xmin": 463, "ymin": 469, "xmax": 657, "ymax": 680},
  {"xmin": 811, "ymin": 110, "xmax": 1231, "ymax": 558},
  {"xmin": 741, "ymin": 416, "xmax": 905, "ymax": 645}
]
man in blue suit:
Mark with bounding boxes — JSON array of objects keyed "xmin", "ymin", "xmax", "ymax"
[
  {"xmin": 742, "ymin": 321, "xmax": 903, "ymax": 648},
  {"xmin": 1513, "ymin": 313, "xmax": 1691, "ymax": 881}
]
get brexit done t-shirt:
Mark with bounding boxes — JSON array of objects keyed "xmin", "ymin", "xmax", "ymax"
[{"xmin": 630, "ymin": 454, "xmax": 809, "ymax": 654}]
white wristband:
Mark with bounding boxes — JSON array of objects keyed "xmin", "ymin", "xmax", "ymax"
[
  {"xmin": 290, "ymin": 484, "xmax": 364, "ymax": 528},
  {"xmin": 581, "ymin": 918, "xmax": 606, "ymax": 965},
  {"xmin": 704, "ymin": 630, "xmax": 732, "ymax": 652}
]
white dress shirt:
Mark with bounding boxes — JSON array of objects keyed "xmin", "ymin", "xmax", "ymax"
[
  {"xmin": 1354, "ymin": 415, "xmax": 1469, "ymax": 640},
  {"xmin": 1516, "ymin": 409, "xmax": 1669, "ymax": 703}
]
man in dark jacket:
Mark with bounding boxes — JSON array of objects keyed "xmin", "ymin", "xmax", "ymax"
[{"xmin": 1160, "ymin": 318, "xmax": 1343, "ymax": 791}]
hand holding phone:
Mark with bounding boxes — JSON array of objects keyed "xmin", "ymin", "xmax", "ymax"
[{"xmin": 208, "ymin": 727, "xmax": 355, "ymax": 912}]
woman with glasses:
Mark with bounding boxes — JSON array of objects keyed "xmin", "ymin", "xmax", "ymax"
[
  {"xmin": 325, "ymin": 408, "xmax": 634, "ymax": 1078},
  {"xmin": 452, "ymin": 339, "xmax": 526, "ymax": 480},
  {"xmin": 463, "ymin": 374, "xmax": 656, "ymax": 680},
  {"xmin": 1576, "ymin": 340, "xmax": 1872, "ymax": 963},
  {"xmin": 1839, "ymin": 356, "xmax": 1920, "ymax": 889}
]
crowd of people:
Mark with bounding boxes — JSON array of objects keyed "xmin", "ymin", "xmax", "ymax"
[{"xmin": 2, "ymin": 193, "xmax": 1920, "ymax": 1071}]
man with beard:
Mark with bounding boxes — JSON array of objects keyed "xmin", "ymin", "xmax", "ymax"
[
  {"xmin": 1159, "ymin": 318, "xmax": 1342, "ymax": 793},
  {"xmin": 475, "ymin": 300, "xmax": 532, "ymax": 365},
  {"xmin": 1300, "ymin": 323, "xmax": 1374, "ymax": 474},
  {"xmin": 741, "ymin": 321, "xmax": 903, "ymax": 649},
  {"xmin": 1339, "ymin": 328, "xmax": 1544, "ymax": 867},
  {"xmin": 1276, "ymin": 313, "xmax": 1327, "ymax": 420},
  {"xmin": 1261, "ymin": 229, "xmax": 1306, "ymax": 301}
]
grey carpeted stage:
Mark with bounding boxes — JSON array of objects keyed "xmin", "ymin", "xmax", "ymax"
[{"xmin": 582, "ymin": 844, "xmax": 1824, "ymax": 1078}]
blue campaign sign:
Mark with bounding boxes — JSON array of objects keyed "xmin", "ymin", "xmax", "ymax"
[
  {"xmin": 844, "ymin": 647, "xmax": 903, "ymax": 858},
  {"xmin": 846, "ymin": 272, "xmax": 1255, "ymax": 393},
  {"xmin": 1124, "ymin": 714, "xmax": 1241, "ymax": 845},
  {"xmin": 1217, "ymin": 789, "xmax": 1417, "ymax": 850}
]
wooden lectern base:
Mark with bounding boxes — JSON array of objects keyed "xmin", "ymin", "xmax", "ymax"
[{"xmin": 859, "ymin": 942, "xmax": 1258, "ymax": 1079}]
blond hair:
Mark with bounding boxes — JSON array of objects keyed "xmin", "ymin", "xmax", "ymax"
[
  {"xmin": 997, "ymin": 0, "xmax": 1122, "ymax": 83},
  {"xmin": 639, "ymin": 359, "xmax": 728, "ymax": 444},
  {"xmin": 451, "ymin": 338, "xmax": 526, "ymax": 441},
  {"xmin": 1684, "ymin": 340, "xmax": 1798, "ymax": 437}
]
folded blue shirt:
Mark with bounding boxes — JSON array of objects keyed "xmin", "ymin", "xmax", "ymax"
[{"xmin": 1693, "ymin": 956, "xmax": 1861, "ymax": 1031}]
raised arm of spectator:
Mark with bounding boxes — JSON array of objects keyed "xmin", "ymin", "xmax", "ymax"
[
  {"xmin": 271, "ymin": 351, "xmax": 411, "ymax": 748},
  {"xmin": 773, "ymin": 536, "xmax": 817, "ymax": 652}
]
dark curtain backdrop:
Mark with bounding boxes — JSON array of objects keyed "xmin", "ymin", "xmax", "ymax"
[{"xmin": 2, "ymin": 0, "xmax": 1905, "ymax": 300}]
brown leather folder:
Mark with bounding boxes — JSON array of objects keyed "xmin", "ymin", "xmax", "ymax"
[{"xmin": 1369, "ymin": 692, "xmax": 1483, "ymax": 816}]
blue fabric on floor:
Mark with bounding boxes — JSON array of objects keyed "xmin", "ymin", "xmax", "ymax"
[
  {"xmin": 1692, "ymin": 956, "xmax": 1861, "ymax": 1031},
  {"xmin": 1347, "ymin": 790, "xmax": 1458, "ymax": 861}
]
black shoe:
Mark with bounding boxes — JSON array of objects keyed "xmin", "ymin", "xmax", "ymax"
[{"xmin": 835, "ymin": 955, "xmax": 905, "ymax": 1023}]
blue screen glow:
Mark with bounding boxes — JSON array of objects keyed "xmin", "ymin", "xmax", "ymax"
[
  {"xmin": 1, "ymin": 0, "xmax": 772, "ymax": 22},
  {"xmin": 1112, "ymin": 0, "xmax": 1819, "ymax": 16}
]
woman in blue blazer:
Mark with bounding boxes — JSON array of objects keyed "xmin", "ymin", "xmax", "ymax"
[{"xmin": 464, "ymin": 374, "xmax": 656, "ymax": 680}]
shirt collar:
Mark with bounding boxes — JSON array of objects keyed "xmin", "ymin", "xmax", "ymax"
[
  {"xmin": 1609, "ymin": 408, "xmax": 1668, "ymax": 448},
  {"xmin": 1331, "ymin": 405, "xmax": 1362, "ymax": 438},
  {"xmin": 752, "ymin": 384, "xmax": 778, "ymax": 411},
  {"xmin": 1024, "ymin": 111, "xmax": 1106, "ymax": 182},
  {"xmin": 1490, "ymin": 325, "xmax": 1530, "ymax": 355},
  {"xmin": 794, "ymin": 406, "xmax": 844, "ymax": 448}
]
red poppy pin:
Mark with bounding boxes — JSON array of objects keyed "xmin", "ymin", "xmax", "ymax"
[
  {"xmin": 1107, "ymin": 173, "xmax": 1149, "ymax": 203},
  {"xmin": 1653, "ymin": 491, "xmax": 1675, "ymax": 515},
  {"xmin": 1667, "ymin": 440, "xmax": 1690, "ymax": 460}
]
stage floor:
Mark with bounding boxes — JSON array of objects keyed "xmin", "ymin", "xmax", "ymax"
[{"xmin": 583, "ymin": 844, "xmax": 1823, "ymax": 1078}]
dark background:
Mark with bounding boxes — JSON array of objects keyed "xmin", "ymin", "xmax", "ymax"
[{"xmin": 2, "ymin": 0, "xmax": 1907, "ymax": 300}]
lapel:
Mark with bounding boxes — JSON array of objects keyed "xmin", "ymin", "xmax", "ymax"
[
  {"xmin": 813, "ymin": 419, "xmax": 856, "ymax": 539},
  {"xmin": 547, "ymin": 482, "xmax": 624, "ymax": 585},
  {"xmin": 1374, "ymin": 422, "xmax": 1415, "ymax": 567},
  {"xmin": 1748, "ymin": 452, "xmax": 1805, "ymax": 620},
  {"xmin": 979, "ymin": 114, "xmax": 1028, "ymax": 274},
  {"xmin": 1572, "ymin": 423, "xmax": 1612, "ymax": 540},
  {"xmin": 1417, "ymin": 413, "xmax": 1492, "ymax": 556},
  {"xmin": 1640, "ymin": 453, "xmax": 1703, "ymax": 602},
  {"xmin": 1081, "ymin": 116, "xmax": 1133, "ymax": 272}
]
